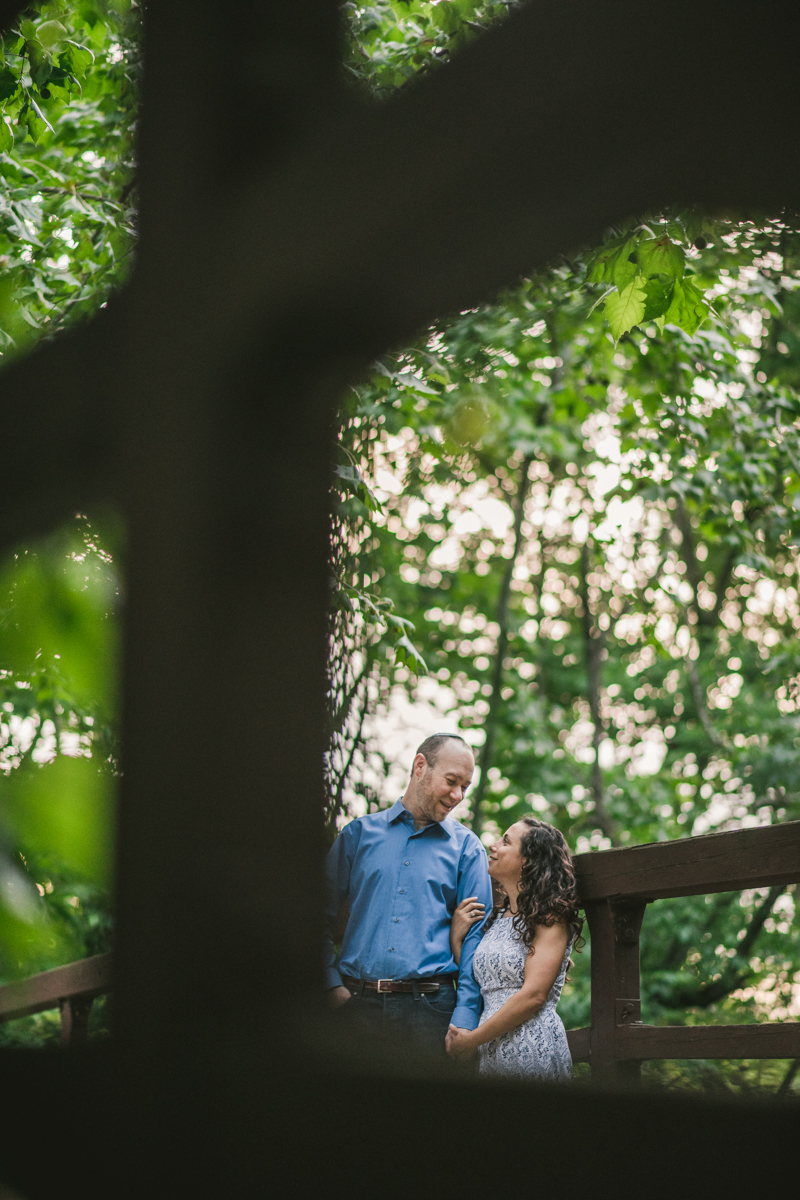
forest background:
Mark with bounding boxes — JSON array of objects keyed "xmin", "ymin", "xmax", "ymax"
[{"xmin": 0, "ymin": 0, "xmax": 796, "ymax": 1094}]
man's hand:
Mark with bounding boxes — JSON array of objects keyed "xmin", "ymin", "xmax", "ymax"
[
  {"xmin": 327, "ymin": 985, "xmax": 352, "ymax": 1008},
  {"xmin": 446, "ymin": 1024, "xmax": 478, "ymax": 1060}
]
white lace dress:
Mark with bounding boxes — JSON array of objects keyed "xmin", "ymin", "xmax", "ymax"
[{"xmin": 473, "ymin": 915, "xmax": 573, "ymax": 1081}]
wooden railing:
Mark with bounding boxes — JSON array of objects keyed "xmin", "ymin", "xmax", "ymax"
[
  {"xmin": 1, "ymin": 822, "xmax": 798, "ymax": 1073},
  {"xmin": 0, "ymin": 953, "xmax": 112, "ymax": 1047},
  {"xmin": 566, "ymin": 821, "xmax": 800, "ymax": 1084}
]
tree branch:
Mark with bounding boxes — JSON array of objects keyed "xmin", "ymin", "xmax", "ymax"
[
  {"xmin": 710, "ymin": 548, "xmax": 738, "ymax": 628},
  {"xmin": 685, "ymin": 654, "xmax": 724, "ymax": 749},
  {"xmin": 670, "ymin": 883, "xmax": 787, "ymax": 1008},
  {"xmin": 674, "ymin": 501, "xmax": 703, "ymax": 621}
]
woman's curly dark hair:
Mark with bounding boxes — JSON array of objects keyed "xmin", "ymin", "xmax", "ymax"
[{"xmin": 487, "ymin": 817, "xmax": 584, "ymax": 954}]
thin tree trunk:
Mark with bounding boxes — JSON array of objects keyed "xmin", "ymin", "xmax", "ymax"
[
  {"xmin": 686, "ymin": 657, "xmax": 722, "ymax": 747},
  {"xmin": 674, "ymin": 502, "xmax": 725, "ymax": 752},
  {"xmin": 470, "ymin": 454, "xmax": 533, "ymax": 837},
  {"xmin": 578, "ymin": 539, "xmax": 615, "ymax": 841}
]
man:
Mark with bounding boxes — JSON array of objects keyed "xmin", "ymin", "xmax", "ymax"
[{"xmin": 324, "ymin": 732, "xmax": 492, "ymax": 1057}]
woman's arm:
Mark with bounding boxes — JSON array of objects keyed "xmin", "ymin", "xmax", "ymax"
[
  {"xmin": 449, "ymin": 896, "xmax": 486, "ymax": 966},
  {"xmin": 446, "ymin": 922, "xmax": 570, "ymax": 1058}
]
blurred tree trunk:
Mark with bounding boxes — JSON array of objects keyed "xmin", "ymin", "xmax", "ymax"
[
  {"xmin": 578, "ymin": 539, "xmax": 615, "ymax": 840},
  {"xmin": 470, "ymin": 454, "xmax": 533, "ymax": 837}
]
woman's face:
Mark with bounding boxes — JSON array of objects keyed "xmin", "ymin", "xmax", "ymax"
[{"xmin": 488, "ymin": 821, "xmax": 526, "ymax": 886}]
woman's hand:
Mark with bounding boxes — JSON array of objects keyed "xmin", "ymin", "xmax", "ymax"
[
  {"xmin": 445, "ymin": 1025, "xmax": 479, "ymax": 1061},
  {"xmin": 450, "ymin": 896, "xmax": 486, "ymax": 965}
]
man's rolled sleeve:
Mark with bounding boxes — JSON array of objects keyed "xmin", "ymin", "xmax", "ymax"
[
  {"xmin": 323, "ymin": 827, "xmax": 352, "ymax": 990},
  {"xmin": 451, "ymin": 837, "xmax": 492, "ymax": 1029}
]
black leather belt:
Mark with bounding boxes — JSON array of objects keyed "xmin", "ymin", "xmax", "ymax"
[{"xmin": 342, "ymin": 974, "xmax": 457, "ymax": 994}]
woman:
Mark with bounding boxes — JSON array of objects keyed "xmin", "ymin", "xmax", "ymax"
[{"xmin": 447, "ymin": 816, "xmax": 583, "ymax": 1081}]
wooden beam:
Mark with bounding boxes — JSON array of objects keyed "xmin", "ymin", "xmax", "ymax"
[
  {"xmin": 0, "ymin": 953, "xmax": 112, "ymax": 1023},
  {"xmin": 616, "ymin": 1022, "xmax": 800, "ymax": 1061},
  {"xmin": 585, "ymin": 899, "xmax": 647, "ymax": 1085},
  {"xmin": 574, "ymin": 821, "xmax": 800, "ymax": 901},
  {"xmin": 204, "ymin": 1, "xmax": 800, "ymax": 383},
  {"xmin": 0, "ymin": 306, "xmax": 125, "ymax": 558}
]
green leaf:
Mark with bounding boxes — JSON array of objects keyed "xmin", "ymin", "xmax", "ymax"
[
  {"xmin": 604, "ymin": 277, "xmax": 647, "ymax": 340},
  {"xmin": 23, "ymin": 111, "xmax": 46, "ymax": 144},
  {"xmin": 0, "ymin": 65, "xmax": 19, "ymax": 102},
  {"xmin": 636, "ymin": 235, "xmax": 685, "ymax": 281},
  {"xmin": 30, "ymin": 58, "xmax": 53, "ymax": 89},
  {"xmin": 59, "ymin": 43, "xmax": 93, "ymax": 79},
  {"xmin": 386, "ymin": 613, "xmax": 415, "ymax": 633},
  {"xmin": 0, "ymin": 116, "xmax": 12, "ymax": 152},
  {"xmin": 394, "ymin": 631, "xmax": 427, "ymax": 675},
  {"xmin": 664, "ymin": 278, "xmax": 709, "ymax": 337},
  {"xmin": 36, "ymin": 21, "xmax": 68, "ymax": 51},
  {"xmin": 642, "ymin": 275, "xmax": 675, "ymax": 322},
  {"xmin": 76, "ymin": 2, "xmax": 103, "ymax": 26},
  {"xmin": 588, "ymin": 236, "xmax": 638, "ymax": 291},
  {"xmin": 2, "ymin": 756, "xmax": 114, "ymax": 885},
  {"xmin": 394, "ymin": 370, "xmax": 438, "ymax": 395},
  {"xmin": 447, "ymin": 396, "xmax": 490, "ymax": 446},
  {"xmin": 430, "ymin": 2, "xmax": 460, "ymax": 32}
]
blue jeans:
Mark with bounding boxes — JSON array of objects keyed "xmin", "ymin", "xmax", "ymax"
[{"xmin": 342, "ymin": 983, "xmax": 457, "ymax": 1059}]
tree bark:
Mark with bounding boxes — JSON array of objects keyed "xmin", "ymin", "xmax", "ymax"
[
  {"xmin": 578, "ymin": 540, "xmax": 615, "ymax": 841},
  {"xmin": 470, "ymin": 455, "xmax": 533, "ymax": 837}
]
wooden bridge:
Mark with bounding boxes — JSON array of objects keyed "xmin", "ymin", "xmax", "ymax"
[{"xmin": 4, "ymin": 820, "xmax": 797, "ymax": 1088}]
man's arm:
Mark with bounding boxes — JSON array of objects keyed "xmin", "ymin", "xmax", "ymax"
[
  {"xmin": 450, "ymin": 837, "xmax": 492, "ymax": 1030},
  {"xmin": 323, "ymin": 826, "xmax": 354, "ymax": 992}
]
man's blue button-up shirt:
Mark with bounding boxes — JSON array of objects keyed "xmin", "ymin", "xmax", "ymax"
[{"xmin": 323, "ymin": 798, "xmax": 492, "ymax": 1030}]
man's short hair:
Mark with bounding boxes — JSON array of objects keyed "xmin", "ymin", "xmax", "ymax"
[{"xmin": 415, "ymin": 733, "xmax": 469, "ymax": 768}]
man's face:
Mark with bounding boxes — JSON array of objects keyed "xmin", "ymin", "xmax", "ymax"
[{"xmin": 413, "ymin": 742, "xmax": 475, "ymax": 823}]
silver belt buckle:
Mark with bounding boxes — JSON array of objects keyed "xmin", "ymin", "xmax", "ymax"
[{"xmin": 376, "ymin": 979, "xmax": 393, "ymax": 993}]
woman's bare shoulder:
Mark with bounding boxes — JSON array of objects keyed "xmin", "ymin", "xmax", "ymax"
[{"xmin": 532, "ymin": 920, "xmax": 572, "ymax": 945}]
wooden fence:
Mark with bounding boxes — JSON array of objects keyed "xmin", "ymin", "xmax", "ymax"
[
  {"xmin": 2, "ymin": 822, "xmax": 797, "ymax": 1082},
  {"xmin": 0, "ymin": 953, "xmax": 112, "ymax": 1048},
  {"xmin": 566, "ymin": 820, "xmax": 800, "ymax": 1084}
]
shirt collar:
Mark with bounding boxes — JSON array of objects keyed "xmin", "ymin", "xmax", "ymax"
[
  {"xmin": 388, "ymin": 798, "xmax": 453, "ymax": 838},
  {"xmin": 387, "ymin": 798, "xmax": 410, "ymax": 824}
]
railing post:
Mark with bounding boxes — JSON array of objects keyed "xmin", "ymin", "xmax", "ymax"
[
  {"xmin": 59, "ymin": 996, "xmax": 94, "ymax": 1048},
  {"xmin": 585, "ymin": 897, "xmax": 648, "ymax": 1087}
]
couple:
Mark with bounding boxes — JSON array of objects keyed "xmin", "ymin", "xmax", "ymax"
[{"xmin": 324, "ymin": 732, "xmax": 583, "ymax": 1079}]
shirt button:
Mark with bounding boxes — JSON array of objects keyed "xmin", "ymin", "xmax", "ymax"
[
  {"xmin": 394, "ymin": 918, "xmax": 399, "ymax": 922},
  {"xmin": 405, "ymin": 861, "xmax": 410, "ymax": 866},
  {"xmin": 389, "ymin": 947, "xmax": 394, "ymax": 952},
  {"xmin": 400, "ymin": 889, "xmax": 405, "ymax": 894}
]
